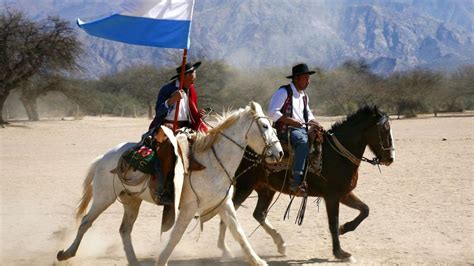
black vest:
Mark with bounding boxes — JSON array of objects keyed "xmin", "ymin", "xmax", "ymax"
[{"xmin": 274, "ymin": 84, "xmax": 308, "ymax": 135}]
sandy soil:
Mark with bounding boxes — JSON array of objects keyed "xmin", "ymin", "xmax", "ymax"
[{"xmin": 1, "ymin": 114, "xmax": 473, "ymax": 265}]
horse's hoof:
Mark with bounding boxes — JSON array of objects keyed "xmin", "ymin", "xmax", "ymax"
[
  {"xmin": 334, "ymin": 249, "xmax": 352, "ymax": 260},
  {"xmin": 252, "ymin": 259, "xmax": 267, "ymax": 266},
  {"xmin": 155, "ymin": 261, "xmax": 167, "ymax": 266},
  {"xmin": 345, "ymin": 256, "xmax": 357, "ymax": 263},
  {"xmin": 339, "ymin": 224, "xmax": 346, "ymax": 235},
  {"xmin": 277, "ymin": 243, "xmax": 287, "ymax": 255},
  {"xmin": 56, "ymin": 250, "xmax": 67, "ymax": 261},
  {"xmin": 222, "ymin": 249, "xmax": 234, "ymax": 259}
]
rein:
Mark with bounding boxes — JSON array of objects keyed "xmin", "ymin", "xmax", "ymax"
[
  {"xmin": 191, "ymin": 110, "xmax": 278, "ymax": 219},
  {"xmin": 197, "ymin": 148, "xmax": 264, "ymax": 220},
  {"xmin": 326, "ymin": 132, "xmax": 381, "ymax": 166},
  {"xmin": 326, "ymin": 132, "xmax": 362, "ymax": 166},
  {"xmin": 325, "ymin": 114, "xmax": 392, "ymax": 167},
  {"xmin": 203, "ymin": 109, "xmax": 279, "ymax": 158}
]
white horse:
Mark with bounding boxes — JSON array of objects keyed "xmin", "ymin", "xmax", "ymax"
[{"xmin": 57, "ymin": 101, "xmax": 283, "ymax": 266}]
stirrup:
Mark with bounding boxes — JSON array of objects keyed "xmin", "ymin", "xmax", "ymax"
[{"xmin": 289, "ymin": 181, "xmax": 307, "ymax": 197}]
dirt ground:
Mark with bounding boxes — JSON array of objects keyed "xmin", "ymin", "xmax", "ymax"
[{"xmin": 1, "ymin": 113, "xmax": 473, "ymax": 265}]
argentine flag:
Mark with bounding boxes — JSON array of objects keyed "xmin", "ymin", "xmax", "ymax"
[{"xmin": 77, "ymin": 0, "xmax": 195, "ymax": 49}]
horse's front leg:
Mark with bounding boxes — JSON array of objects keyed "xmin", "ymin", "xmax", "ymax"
[
  {"xmin": 254, "ymin": 187, "xmax": 286, "ymax": 255},
  {"xmin": 218, "ymin": 182, "xmax": 254, "ymax": 259},
  {"xmin": 219, "ymin": 199, "xmax": 267, "ymax": 266},
  {"xmin": 324, "ymin": 195, "xmax": 352, "ymax": 260},
  {"xmin": 156, "ymin": 202, "xmax": 196, "ymax": 266},
  {"xmin": 339, "ymin": 192, "xmax": 369, "ymax": 235}
]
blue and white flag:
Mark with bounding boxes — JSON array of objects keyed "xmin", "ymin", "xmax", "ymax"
[{"xmin": 77, "ymin": 0, "xmax": 195, "ymax": 49}]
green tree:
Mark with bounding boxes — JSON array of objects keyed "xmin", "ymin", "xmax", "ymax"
[
  {"xmin": 17, "ymin": 74, "xmax": 65, "ymax": 121},
  {"xmin": 316, "ymin": 60, "xmax": 379, "ymax": 115},
  {"xmin": 445, "ymin": 66, "xmax": 474, "ymax": 111},
  {"xmin": 0, "ymin": 9, "xmax": 81, "ymax": 126},
  {"xmin": 384, "ymin": 69, "xmax": 442, "ymax": 118}
]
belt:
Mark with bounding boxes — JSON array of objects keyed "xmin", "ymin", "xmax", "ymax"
[{"xmin": 163, "ymin": 120, "xmax": 191, "ymax": 128}]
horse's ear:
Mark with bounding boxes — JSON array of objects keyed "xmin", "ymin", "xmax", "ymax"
[
  {"xmin": 374, "ymin": 105, "xmax": 378, "ymax": 114},
  {"xmin": 249, "ymin": 101, "xmax": 258, "ymax": 112}
]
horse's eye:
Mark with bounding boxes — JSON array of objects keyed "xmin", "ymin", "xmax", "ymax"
[{"xmin": 263, "ymin": 124, "xmax": 269, "ymax": 129}]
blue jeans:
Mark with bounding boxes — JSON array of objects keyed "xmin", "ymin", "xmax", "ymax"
[{"xmin": 280, "ymin": 127, "xmax": 309, "ymax": 184}]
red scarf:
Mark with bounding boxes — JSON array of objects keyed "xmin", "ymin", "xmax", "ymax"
[{"xmin": 188, "ymin": 84, "xmax": 208, "ymax": 132}]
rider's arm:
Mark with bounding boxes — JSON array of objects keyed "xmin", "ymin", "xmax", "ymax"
[
  {"xmin": 305, "ymin": 94, "xmax": 315, "ymax": 122},
  {"xmin": 269, "ymin": 88, "xmax": 303, "ymax": 128},
  {"xmin": 268, "ymin": 88, "xmax": 287, "ymax": 122},
  {"xmin": 155, "ymin": 85, "xmax": 174, "ymax": 118}
]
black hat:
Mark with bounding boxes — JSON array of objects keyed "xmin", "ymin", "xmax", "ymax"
[
  {"xmin": 286, "ymin": 63, "xmax": 316, "ymax": 79},
  {"xmin": 170, "ymin": 61, "xmax": 201, "ymax": 80}
]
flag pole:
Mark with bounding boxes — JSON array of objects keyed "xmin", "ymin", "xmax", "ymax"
[{"xmin": 172, "ymin": 48, "xmax": 188, "ymax": 132}]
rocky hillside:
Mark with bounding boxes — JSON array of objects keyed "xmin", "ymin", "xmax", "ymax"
[{"xmin": 3, "ymin": 0, "xmax": 473, "ymax": 77}]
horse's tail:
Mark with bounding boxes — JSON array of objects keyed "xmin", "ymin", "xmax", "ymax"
[{"xmin": 76, "ymin": 156, "xmax": 101, "ymax": 221}]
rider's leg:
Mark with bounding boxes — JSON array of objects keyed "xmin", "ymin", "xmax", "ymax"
[
  {"xmin": 289, "ymin": 128, "xmax": 309, "ymax": 192},
  {"xmin": 153, "ymin": 158, "xmax": 172, "ymax": 205}
]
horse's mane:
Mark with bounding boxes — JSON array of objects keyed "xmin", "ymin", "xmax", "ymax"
[
  {"xmin": 330, "ymin": 105, "xmax": 377, "ymax": 132},
  {"xmin": 194, "ymin": 105, "xmax": 252, "ymax": 152}
]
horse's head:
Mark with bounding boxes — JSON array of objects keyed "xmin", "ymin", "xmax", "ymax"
[
  {"xmin": 246, "ymin": 101, "xmax": 284, "ymax": 163},
  {"xmin": 364, "ymin": 106, "xmax": 395, "ymax": 166}
]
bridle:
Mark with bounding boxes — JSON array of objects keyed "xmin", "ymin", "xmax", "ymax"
[
  {"xmin": 207, "ymin": 111, "xmax": 280, "ymax": 185},
  {"xmin": 375, "ymin": 115, "xmax": 395, "ymax": 153},
  {"xmin": 197, "ymin": 112, "xmax": 280, "ymax": 218},
  {"xmin": 326, "ymin": 114, "xmax": 394, "ymax": 166},
  {"xmin": 215, "ymin": 114, "xmax": 280, "ymax": 159}
]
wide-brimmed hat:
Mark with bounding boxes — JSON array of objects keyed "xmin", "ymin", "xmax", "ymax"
[
  {"xmin": 170, "ymin": 61, "xmax": 201, "ymax": 80},
  {"xmin": 286, "ymin": 63, "xmax": 316, "ymax": 79}
]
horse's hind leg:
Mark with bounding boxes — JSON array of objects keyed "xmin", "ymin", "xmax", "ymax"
[
  {"xmin": 118, "ymin": 195, "xmax": 142, "ymax": 265},
  {"xmin": 339, "ymin": 192, "xmax": 369, "ymax": 235},
  {"xmin": 218, "ymin": 182, "xmax": 254, "ymax": 258},
  {"xmin": 57, "ymin": 193, "xmax": 116, "ymax": 261},
  {"xmin": 219, "ymin": 199, "xmax": 267, "ymax": 266},
  {"xmin": 253, "ymin": 187, "xmax": 286, "ymax": 255}
]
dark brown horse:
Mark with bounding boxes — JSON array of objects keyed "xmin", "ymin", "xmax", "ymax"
[{"xmin": 217, "ymin": 105, "xmax": 395, "ymax": 261}]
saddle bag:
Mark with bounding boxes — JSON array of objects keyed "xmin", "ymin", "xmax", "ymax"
[{"xmin": 121, "ymin": 132, "xmax": 157, "ymax": 175}]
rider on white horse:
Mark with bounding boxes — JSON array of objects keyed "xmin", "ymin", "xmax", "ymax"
[{"xmin": 147, "ymin": 61, "xmax": 208, "ymax": 205}]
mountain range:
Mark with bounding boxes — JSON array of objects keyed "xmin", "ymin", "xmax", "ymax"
[{"xmin": 2, "ymin": 0, "xmax": 473, "ymax": 78}]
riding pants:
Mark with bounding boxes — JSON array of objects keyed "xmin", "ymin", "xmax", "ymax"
[{"xmin": 289, "ymin": 127, "xmax": 310, "ymax": 184}]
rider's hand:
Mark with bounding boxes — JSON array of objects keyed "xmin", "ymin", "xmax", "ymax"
[
  {"xmin": 308, "ymin": 120, "xmax": 323, "ymax": 131},
  {"xmin": 282, "ymin": 117, "xmax": 303, "ymax": 128},
  {"xmin": 290, "ymin": 119, "xmax": 304, "ymax": 128},
  {"xmin": 198, "ymin": 109, "xmax": 206, "ymax": 116},
  {"xmin": 166, "ymin": 90, "xmax": 184, "ymax": 105}
]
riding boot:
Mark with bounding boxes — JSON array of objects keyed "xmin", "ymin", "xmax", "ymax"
[
  {"xmin": 160, "ymin": 172, "xmax": 174, "ymax": 205},
  {"xmin": 289, "ymin": 174, "xmax": 306, "ymax": 196},
  {"xmin": 153, "ymin": 158, "xmax": 173, "ymax": 205}
]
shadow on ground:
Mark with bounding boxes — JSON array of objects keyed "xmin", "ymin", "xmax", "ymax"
[{"xmin": 138, "ymin": 255, "xmax": 337, "ymax": 265}]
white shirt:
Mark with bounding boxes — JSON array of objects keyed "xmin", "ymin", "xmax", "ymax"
[
  {"xmin": 268, "ymin": 82, "xmax": 315, "ymax": 124},
  {"xmin": 165, "ymin": 80, "xmax": 190, "ymax": 121}
]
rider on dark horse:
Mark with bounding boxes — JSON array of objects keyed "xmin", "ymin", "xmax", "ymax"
[
  {"xmin": 148, "ymin": 61, "xmax": 208, "ymax": 205},
  {"xmin": 268, "ymin": 63, "xmax": 324, "ymax": 195}
]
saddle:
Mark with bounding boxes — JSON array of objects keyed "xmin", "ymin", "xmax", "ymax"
[
  {"xmin": 112, "ymin": 127, "xmax": 205, "ymax": 207},
  {"xmin": 265, "ymin": 127, "xmax": 324, "ymax": 175},
  {"xmin": 265, "ymin": 142, "xmax": 293, "ymax": 173},
  {"xmin": 173, "ymin": 127, "xmax": 206, "ymax": 172}
]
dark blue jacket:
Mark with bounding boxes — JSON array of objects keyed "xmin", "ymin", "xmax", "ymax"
[{"xmin": 149, "ymin": 81, "xmax": 179, "ymax": 130}]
